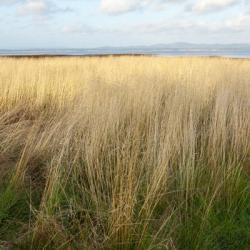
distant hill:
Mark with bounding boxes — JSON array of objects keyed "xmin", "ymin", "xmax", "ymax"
[{"xmin": 0, "ymin": 43, "xmax": 250, "ymax": 57}]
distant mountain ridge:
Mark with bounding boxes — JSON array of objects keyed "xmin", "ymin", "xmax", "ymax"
[
  {"xmin": 0, "ymin": 43, "xmax": 250, "ymax": 57},
  {"xmin": 1, "ymin": 43, "xmax": 250, "ymax": 51},
  {"xmin": 149, "ymin": 43, "xmax": 250, "ymax": 49},
  {"xmin": 96, "ymin": 43, "xmax": 250, "ymax": 50}
]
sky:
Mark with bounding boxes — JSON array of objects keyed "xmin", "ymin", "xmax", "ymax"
[{"xmin": 0, "ymin": 0, "xmax": 250, "ymax": 49}]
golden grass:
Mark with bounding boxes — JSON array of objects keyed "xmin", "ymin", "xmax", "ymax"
[{"xmin": 0, "ymin": 56, "xmax": 249, "ymax": 249}]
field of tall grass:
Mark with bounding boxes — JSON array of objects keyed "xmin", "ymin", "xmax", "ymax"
[{"xmin": 0, "ymin": 56, "xmax": 249, "ymax": 249}]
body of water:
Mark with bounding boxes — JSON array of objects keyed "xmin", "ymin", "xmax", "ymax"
[{"xmin": 0, "ymin": 48, "xmax": 250, "ymax": 58}]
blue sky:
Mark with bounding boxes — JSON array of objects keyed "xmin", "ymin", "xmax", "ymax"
[{"xmin": 0, "ymin": 0, "xmax": 250, "ymax": 48}]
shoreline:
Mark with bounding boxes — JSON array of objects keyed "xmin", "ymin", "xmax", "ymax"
[
  {"xmin": 0, "ymin": 53, "xmax": 149, "ymax": 58},
  {"xmin": 0, "ymin": 54, "xmax": 250, "ymax": 59}
]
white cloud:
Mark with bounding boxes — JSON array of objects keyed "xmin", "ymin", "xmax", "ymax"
[
  {"xmin": 100, "ymin": 0, "xmax": 183, "ymax": 15},
  {"xmin": 125, "ymin": 13, "xmax": 250, "ymax": 35},
  {"xmin": 225, "ymin": 14, "xmax": 250, "ymax": 31},
  {"xmin": 62, "ymin": 14, "xmax": 250, "ymax": 38},
  {"xmin": 17, "ymin": 0, "xmax": 72, "ymax": 16},
  {"xmin": 246, "ymin": 4, "xmax": 250, "ymax": 14},
  {"xmin": 18, "ymin": 0, "xmax": 47, "ymax": 15},
  {"xmin": 101, "ymin": 0, "xmax": 143, "ymax": 14},
  {"xmin": 191, "ymin": 0, "xmax": 239, "ymax": 13},
  {"xmin": 0, "ymin": 0, "xmax": 20, "ymax": 5}
]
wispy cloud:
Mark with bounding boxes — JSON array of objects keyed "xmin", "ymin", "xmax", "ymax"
[
  {"xmin": 101, "ymin": 0, "xmax": 140, "ymax": 15},
  {"xmin": 0, "ymin": 0, "xmax": 20, "ymax": 5},
  {"xmin": 224, "ymin": 14, "xmax": 250, "ymax": 31},
  {"xmin": 17, "ymin": 0, "xmax": 72, "ymax": 17},
  {"xmin": 246, "ymin": 3, "xmax": 250, "ymax": 14},
  {"xmin": 61, "ymin": 13, "xmax": 250, "ymax": 38},
  {"xmin": 133, "ymin": 15, "xmax": 250, "ymax": 35},
  {"xmin": 100, "ymin": 0, "xmax": 184, "ymax": 15},
  {"xmin": 190, "ymin": 0, "xmax": 239, "ymax": 13}
]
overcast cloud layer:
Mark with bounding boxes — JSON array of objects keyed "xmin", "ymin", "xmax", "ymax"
[{"xmin": 0, "ymin": 0, "xmax": 249, "ymax": 48}]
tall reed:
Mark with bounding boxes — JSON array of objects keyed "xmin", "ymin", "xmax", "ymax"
[{"xmin": 0, "ymin": 56, "xmax": 249, "ymax": 249}]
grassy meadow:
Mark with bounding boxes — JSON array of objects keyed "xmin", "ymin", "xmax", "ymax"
[{"xmin": 0, "ymin": 56, "xmax": 249, "ymax": 249}]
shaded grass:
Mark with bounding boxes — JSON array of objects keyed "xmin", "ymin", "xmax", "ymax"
[{"xmin": 175, "ymin": 173, "xmax": 250, "ymax": 250}]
